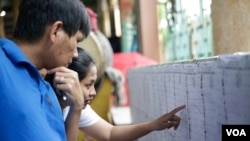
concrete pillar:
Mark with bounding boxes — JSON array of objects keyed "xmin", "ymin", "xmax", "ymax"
[
  {"xmin": 212, "ymin": 0, "xmax": 250, "ymax": 55},
  {"xmin": 135, "ymin": 0, "xmax": 160, "ymax": 62},
  {"xmin": 0, "ymin": 2, "xmax": 5, "ymax": 37}
]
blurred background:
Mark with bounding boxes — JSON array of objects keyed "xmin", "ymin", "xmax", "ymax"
[{"xmin": 1, "ymin": 0, "xmax": 250, "ymax": 64}]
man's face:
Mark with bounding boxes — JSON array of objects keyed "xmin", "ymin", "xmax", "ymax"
[{"xmin": 49, "ymin": 30, "xmax": 84, "ymax": 69}]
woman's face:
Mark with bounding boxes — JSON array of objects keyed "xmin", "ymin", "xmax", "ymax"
[{"xmin": 80, "ymin": 64, "xmax": 97, "ymax": 106}]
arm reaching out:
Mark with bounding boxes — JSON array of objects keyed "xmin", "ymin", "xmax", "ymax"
[
  {"xmin": 152, "ymin": 104, "xmax": 186, "ymax": 131},
  {"xmin": 109, "ymin": 105, "xmax": 186, "ymax": 141},
  {"xmin": 84, "ymin": 105, "xmax": 186, "ymax": 141}
]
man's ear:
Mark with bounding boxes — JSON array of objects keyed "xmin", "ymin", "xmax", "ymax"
[{"xmin": 49, "ymin": 21, "xmax": 63, "ymax": 43}]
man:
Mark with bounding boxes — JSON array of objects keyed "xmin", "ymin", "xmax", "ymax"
[{"xmin": 0, "ymin": 0, "xmax": 91, "ymax": 140}]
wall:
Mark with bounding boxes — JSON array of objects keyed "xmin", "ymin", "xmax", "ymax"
[
  {"xmin": 212, "ymin": 0, "xmax": 250, "ymax": 55},
  {"xmin": 135, "ymin": 0, "xmax": 161, "ymax": 62},
  {"xmin": 127, "ymin": 53, "xmax": 250, "ymax": 141}
]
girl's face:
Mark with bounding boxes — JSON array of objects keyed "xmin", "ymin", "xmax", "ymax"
[{"xmin": 80, "ymin": 64, "xmax": 97, "ymax": 106}]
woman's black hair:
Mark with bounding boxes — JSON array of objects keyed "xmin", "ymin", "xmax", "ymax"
[{"xmin": 68, "ymin": 47, "xmax": 95, "ymax": 81}]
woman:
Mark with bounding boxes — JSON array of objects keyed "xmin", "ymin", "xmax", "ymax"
[{"xmin": 45, "ymin": 47, "xmax": 185, "ymax": 141}]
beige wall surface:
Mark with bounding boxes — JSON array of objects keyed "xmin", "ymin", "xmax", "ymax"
[
  {"xmin": 212, "ymin": 0, "xmax": 250, "ymax": 55},
  {"xmin": 0, "ymin": 2, "xmax": 5, "ymax": 37},
  {"xmin": 136, "ymin": 0, "xmax": 160, "ymax": 63}
]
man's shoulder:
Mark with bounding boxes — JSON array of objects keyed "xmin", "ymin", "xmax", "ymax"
[
  {"xmin": 0, "ymin": 39, "xmax": 16, "ymax": 67},
  {"xmin": 0, "ymin": 39, "xmax": 12, "ymax": 68},
  {"xmin": 0, "ymin": 38, "xmax": 17, "ymax": 56},
  {"xmin": 0, "ymin": 38, "xmax": 14, "ymax": 46},
  {"xmin": 0, "ymin": 38, "xmax": 30, "ymax": 66}
]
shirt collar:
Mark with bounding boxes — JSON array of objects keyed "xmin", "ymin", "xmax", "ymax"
[{"xmin": 0, "ymin": 38, "xmax": 32, "ymax": 64}]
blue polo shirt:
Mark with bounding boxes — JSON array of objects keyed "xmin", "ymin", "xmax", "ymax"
[{"xmin": 0, "ymin": 38, "xmax": 66, "ymax": 141}]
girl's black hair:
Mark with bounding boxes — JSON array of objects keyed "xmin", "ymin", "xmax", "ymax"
[{"xmin": 68, "ymin": 47, "xmax": 95, "ymax": 81}]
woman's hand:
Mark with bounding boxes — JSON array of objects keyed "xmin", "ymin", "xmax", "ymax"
[{"xmin": 151, "ymin": 105, "xmax": 186, "ymax": 131}]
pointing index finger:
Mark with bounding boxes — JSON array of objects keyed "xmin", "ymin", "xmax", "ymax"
[{"xmin": 169, "ymin": 105, "xmax": 186, "ymax": 116}]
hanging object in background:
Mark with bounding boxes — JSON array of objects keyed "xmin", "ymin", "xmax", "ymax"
[
  {"xmin": 119, "ymin": 0, "xmax": 137, "ymax": 52},
  {"xmin": 78, "ymin": 32, "xmax": 105, "ymax": 81},
  {"xmin": 109, "ymin": 0, "xmax": 121, "ymax": 37},
  {"xmin": 79, "ymin": 7, "xmax": 128, "ymax": 106},
  {"xmin": 86, "ymin": 7, "xmax": 113, "ymax": 68},
  {"xmin": 78, "ymin": 7, "xmax": 114, "ymax": 84},
  {"xmin": 97, "ymin": 0, "xmax": 111, "ymax": 37}
]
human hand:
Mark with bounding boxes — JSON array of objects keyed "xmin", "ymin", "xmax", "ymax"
[
  {"xmin": 47, "ymin": 67, "xmax": 86, "ymax": 110},
  {"xmin": 151, "ymin": 105, "xmax": 185, "ymax": 131}
]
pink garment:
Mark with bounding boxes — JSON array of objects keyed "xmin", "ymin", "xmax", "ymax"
[{"xmin": 86, "ymin": 7, "xmax": 98, "ymax": 32}]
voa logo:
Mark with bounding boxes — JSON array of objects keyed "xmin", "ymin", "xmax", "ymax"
[{"xmin": 226, "ymin": 129, "xmax": 246, "ymax": 136}]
